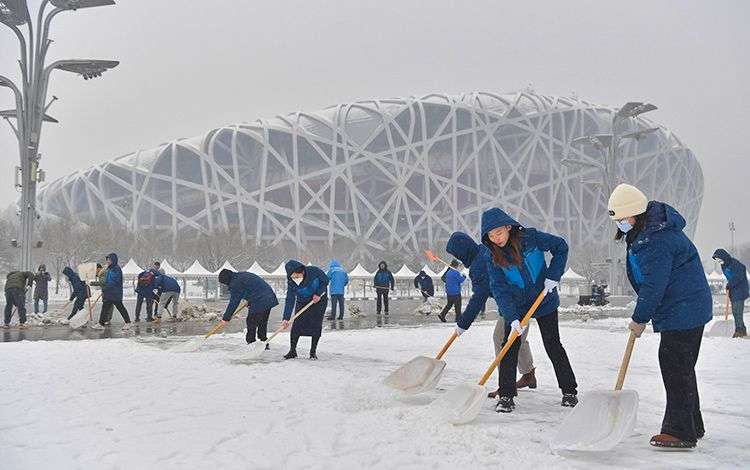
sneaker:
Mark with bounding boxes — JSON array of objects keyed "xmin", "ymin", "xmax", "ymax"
[
  {"xmin": 18, "ymin": 323, "xmax": 27, "ymax": 329},
  {"xmin": 649, "ymin": 433, "xmax": 696, "ymax": 449},
  {"xmin": 437, "ymin": 313, "xmax": 447, "ymax": 323},
  {"xmin": 495, "ymin": 396, "xmax": 515, "ymax": 413},
  {"xmin": 283, "ymin": 350, "xmax": 298, "ymax": 360},
  {"xmin": 91, "ymin": 323, "xmax": 105, "ymax": 330},
  {"xmin": 561, "ymin": 393, "xmax": 578, "ymax": 407}
]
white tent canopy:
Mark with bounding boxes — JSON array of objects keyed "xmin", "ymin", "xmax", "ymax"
[
  {"xmin": 348, "ymin": 263, "xmax": 372, "ymax": 278},
  {"xmin": 562, "ymin": 268, "xmax": 586, "ymax": 280},
  {"xmin": 269, "ymin": 262, "xmax": 288, "ymax": 278},
  {"xmin": 183, "ymin": 260, "xmax": 213, "ymax": 277},
  {"xmin": 212, "ymin": 260, "xmax": 236, "ymax": 275},
  {"xmin": 160, "ymin": 260, "xmax": 183, "ymax": 276},
  {"xmin": 247, "ymin": 261, "xmax": 270, "ymax": 276},
  {"xmin": 394, "ymin": 264, "xmax": 417, "ymax": 279},
  {"xmin": 121, "ymin": 258, "xmax": 143, "ymax": 277}
]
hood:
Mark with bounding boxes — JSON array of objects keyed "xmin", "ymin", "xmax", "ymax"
[
  {"xmin": 480, "ymin": 208, "xmax": 520, "ymax": 245},
  {"xmin": 38, "ymin": 264, "xmax": 46, "ymax": 271},
  {"xmin": 644, "ymin": 201, "xmax": 686, "ymax": 233},
  {"xmin": 446, "ymin": 232, "xmax": 480, "ymax": 268},
  {"xmin": 377, "ymin": 261, "xmax": 388, "ymax": 271},
  {"xmin": 62, "ymin": 266, "xmax": 75, "ymax": 280},
  {"xmin": 285, "ymin": 260, "xmax": 305, "ymax": 278},
  {"xmin": 713, "ymin": 248, "xmax": 731, "ymax": 263},
  {"xmin": 218, "ymin": 269, "xmax": 235, "ymax": 285},
  {"xmin": 418, "ymin": 270, "xmax": 427, "ymax": 277},
  {"xmin": 329, "ymin": 259, "xmax": 342, "ymax": 270},
  {"xmin": 106, "ymin": 253, "xmax": 119, "ymax": 267}
]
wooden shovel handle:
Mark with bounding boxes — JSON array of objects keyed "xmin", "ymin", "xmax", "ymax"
[
  {"xmin": 478, "ymin": 290, "xmax": 546, "ymax": 386},
  {"xmin": 435, "ymin": 332, "xmax": 458, "ymax": 360},
  {"xmin": 614, "ymin": 331, "xmax": 637, "ymax": 391},
  {"xmin": 725, "ymin": 290, "xmax": 731, "ymax": 321},
  {"xmin": 205, "ymin": 299, "xmax": 248, "ymax": 339},
  {"xmin": 264, "ymin": 296, "xmax": 321, "ymax": 343}
]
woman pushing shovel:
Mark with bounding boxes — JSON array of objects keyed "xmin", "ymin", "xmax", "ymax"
[
  {"xmin": 608, "ymin": 184, "xmax": 711, "ymax": 449},
  {"xmin": 283, "ymin": 260, "xmax": 329, "ymax": 360}
]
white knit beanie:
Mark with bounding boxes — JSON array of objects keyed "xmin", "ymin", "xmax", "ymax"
[{"xmin": 607, "ymin": 184, "xmax": 648, "ymax": 219}]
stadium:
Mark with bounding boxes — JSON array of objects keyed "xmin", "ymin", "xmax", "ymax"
[{"xmin": 37, "ymin": 91, "xmax": 703, "ymax": 264}]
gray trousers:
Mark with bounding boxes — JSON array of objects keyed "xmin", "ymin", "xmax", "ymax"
[
  {"xmin": 159, "ymin": 291, "xmax": 179, "ymax": 318},
  {"xmin": 493, "ymin": 318, "xmax": 534, "ymax": 375}
]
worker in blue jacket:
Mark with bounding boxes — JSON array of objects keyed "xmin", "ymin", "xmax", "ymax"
[
  {"xmin": 437, "ymin": 259, "xmax": 466, "ymax": 322},
  {"xmin": 609, "ymin": 184, "xmax": 711, "ymax": 449},
  {"xmin": 373, "ymin": 261, "xmax": 395, "ymax": 315},
  {"xmin": 447, "ymin": 231, "xmax": 538, "ymax": 397},
  {"xmin": 326, "ymin": 260, "xmax": 349, "ymax": 320},
  {"xmin": 482, "ymin": 208, "xmax": 577, "ymax": 413},
  {"xmin": 218, "ymin": 269, "xmax": 279, "ymax": 345},
  {"xmin": 62, "ymin": 266, "xmax": 90, "ymax": 321},
  {"xmin": 154, "ymin": 274, "xmax": 181, "ymax": 321},
  {"xmin": 413, "ymin": 271, "xmax": 434, "ymax": 302},
  {"xmin": 283, "ymin": 260, "xmax": 329, "ymax": 359},
  {"xmin": 94, "ymin": 253, "xmax": 132, "ymax": 330},
  {"xmin": 713, "ymin": 248, "xmax": 748, "ymax": 337}
]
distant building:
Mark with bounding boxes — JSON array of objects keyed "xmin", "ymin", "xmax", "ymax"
[{"xmin": 38, "ymin": 91, "xmax": 703, "ymax": 263}]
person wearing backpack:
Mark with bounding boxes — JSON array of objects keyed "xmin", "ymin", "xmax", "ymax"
[{"xmin": 134, "ymin": 269, "xmax": 157, "ymax": 322}]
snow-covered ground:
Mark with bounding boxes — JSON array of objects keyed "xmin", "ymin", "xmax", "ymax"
[{"xmin": 1, "ymin": 318, "xmax": 748, "ymax": 469}]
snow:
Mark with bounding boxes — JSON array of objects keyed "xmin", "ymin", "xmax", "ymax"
[
  {"xmin": 183, "ymin": 260, "xmax": 213, "ymax": 277},
  {"xmin": 1, "ymin": 319, "xmax": 748, "ymax": 469}
]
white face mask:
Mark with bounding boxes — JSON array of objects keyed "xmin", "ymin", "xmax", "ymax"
[
  {"xmin": 292, "ymin": 276, "xmax": 303, "ymax": 285},
  {"xmin": 616, "ymin": 219, "xmax": 633, "ymax": 233}
]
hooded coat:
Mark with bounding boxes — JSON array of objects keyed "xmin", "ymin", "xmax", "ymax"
[
  {"xmin": 413, "ymin": 271, "xmax": 434, "ymax": 296},
  {"xmin": 326, "ymin": 260, "xmax": 349, "ymax": 295},
  {"xmin": 481, "ymin": 208, "xmax": 568, "ymax": 323},
  {"xmin": 63, "ymin": 266, "xmax": 89, "ymax": 301},
  {"xmin": 154, "ymin": 274, "xmax": 181, "ymax": 294},
  {"xmin": 441, "ymin": 267, "xmax": 466, "ymax": 296},
  {"xmin": 102, "ymin": 253, "xmax": 124, "ymax": 302},
  {"xmin": 33, "ymin": 269, "xmax": 51, "ymax": 300},
  {"xmin": 713, "ymin": 248, "xmax": 749, "ymax": 302},
  {"xmin": 135, "ymin": 270, "xmax": 157, "ymax": 298},
  {"xmin": 447, "ymin": 231, "xmax": 493, "ymax": 330},
  {"xmin": 373, "ymin": 262, "xmax": 395, "ymax": 290},
  {"xmin": 626, "ymin": 201, "xmax": 712, "ymax": 332},
  {"xmin": 283, "ymin": 260, "xmax": 329, "ymax": 337},
  {"xmin": 220, "ymin": 270, "xmax": 279, "ymax": 321}
]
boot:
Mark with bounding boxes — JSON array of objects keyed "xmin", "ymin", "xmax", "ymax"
[
  {"xmin": 649, "ymin": 433, "xmax": 696, "ymax": 449},
  {"xmin": 561, "ymin": 393, "xmax": 578, "ymax": 407},
  {"xmin": 283, "ymin": 350, "xmax": 297, "ymax": 360},
  {"xmin": 495, "ymin": 396, "xmax": 515, "ymax": 413},
  {"xmin": 516, "ymin": 368, "xmax": 537, "ymax": 389},
  {"xmin": 437, "ymin": 312, "xmax": 447, "ymax": 323},
  {"xmin": 487, "ymin": 388, "xmax": 500, "ymax": 399},
  {"xmin": 733, "ymin": 329, "xmax": 747, "ymax": 338}
]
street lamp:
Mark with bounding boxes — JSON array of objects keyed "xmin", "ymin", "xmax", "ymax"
[
  {"xmin": 0, "ymin": 0, "xmax": 117, "ymax": 270},
  {"xmin": 562, "ymin": 102, "xmax": 658, "ymax": 295}
]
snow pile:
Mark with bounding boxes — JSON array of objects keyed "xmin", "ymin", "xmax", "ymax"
[
  {"xmin": 176, "ymin": 302, "xmax": 222, "ymax": 322},
  {"xmin": 22, "ymin": 311, "xmax": 70, "ymax": 327},
  {"xmin": 559, "ymin": 304, "xmax": 630, "ymax": 321},
  {"xmin": 348, "ymin": 303, "xmax": 364, "ymax": 317},
  {"xmin": 0, "ymin": 321, "xmax": 748, "ymax": 469},
  {"xmin": 414, "ymin": 297, "xmax": 444, "ymax": 315}
]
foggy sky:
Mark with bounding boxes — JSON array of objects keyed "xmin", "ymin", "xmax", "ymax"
[{"xmin": 1, "ymin": 0, "xmax": 747, "ymax": 259}]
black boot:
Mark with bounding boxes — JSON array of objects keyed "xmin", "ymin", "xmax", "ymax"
[
  {"xmin": 309, "ymin": 336, "xmax": 320, "ymax": 360},
  {"xmin": 561, "ymin": 393, "xmax": 578, "ymax": 407},
  {"xmin": 496, "ymin": 396, "xmax": 515, "ymax": 413},
  {"xmin": 284, "ymin": 350, "xmax": 297, "ymax": 360}
]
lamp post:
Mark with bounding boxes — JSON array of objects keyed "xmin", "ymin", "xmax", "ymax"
[
  {"xmin": 561, "ymin": 102, "xmax": 658, "ymax": 295},
  {"xmin": 0, "ymin": 0, "xmax": 117, "ymax": 270}
]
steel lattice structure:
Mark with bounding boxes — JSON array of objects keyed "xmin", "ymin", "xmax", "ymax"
[{"xmin": 38, "ymin": 91, "xmax": 703, "ymax": 263}]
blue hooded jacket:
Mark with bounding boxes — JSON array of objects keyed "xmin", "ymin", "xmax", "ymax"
[
  {"xmin": 102, "ymin": 253, "xmax": 124, "ymax": 302},
  {"xmin": 713, "ymin": 248, "xmax": 749, "ymax": 302},
  {"xmin": 413, "ymin": 271, "xmax": 434, "ymax": 296},
  {"xmin": 481, "ymin": 208, "xmax": 568, "ymax": 323},
  {"xmin": 222, "ymin": 271, "xmax": 279, "ymax": 321},
  {"xmin": 154, "ymin": 274, "xmax": 181, "ymax": 294},
  {"xmin": 373, "ymin": 262, "xmax": 395, "ymax": 290},
  {"xmin": 63, "ymin": 266, "xmax": 88, "ymax": 301},
  {"xmin": 441, "ymin": 267, "xmax": 466, "ymax": 296},
  {"xmin": 135, "ymin": 269, "xmax": 157, "ymax": 298},
  {"xmin": 626, "ymin": 201, "xmax": 712, "ymax": 332},
  {"xmin": 447, "ymin": 231, "xmax": 493, "ymax": 330},
  {"xmin": 283, "ymin": 260, "xmax": 329, "ymax": 319},
  {"xmin": 326, "ymin": 260, "xmax": 349, "ymax": 296}
]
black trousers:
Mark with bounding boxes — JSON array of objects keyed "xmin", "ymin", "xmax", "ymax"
[
  {"xmin": 499, "ymin": 310, "xmax": 577, "ymax": 397},
  {"xmin": 659, "ymin": 326, "xmax": 705, "ymax": 442},
  {"xmin": 290, "ymin": 333, "xmax": 320, "ymax": 355},
  {"xmin": 246, "ymin": 309, "xmax": 270, "ymax": 344},
  {"xmin": 439, "ymin": 295, "xmax": 462, "ymax": 320},
  {"xmin": 100, "ymin": 300, "xmax": 131, "ymax": 325},
  {"xmin": 376, "ymin": 289, "xmax": 389, "ymax": 314},
  {"xmin": 330, "ymin": 294, "xmax": 345, "ymax": 319},
  {"xmin": 68, "ymin": 295, "xmax": 87, "ymax": 320},
  {"xmin": 134, "ymin": 295, "xmax": 153, "ymax": 321},
  {"xmin": 3, "ymin": 288, "xmax": 26, "ymax": 325}
]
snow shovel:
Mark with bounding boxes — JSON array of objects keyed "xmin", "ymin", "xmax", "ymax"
[
  {"xmin": 383, "ymin": 331, "xmax": 458, "ymax": 394},
  {"xmin": 236, "ymin": 297, "xmax": 321, "ymax": 361},
  {"xmin": 705, "ymin": 293, "xmax": 734, "ymax": 338},
  {"xmin": 171, "ymin": 300, "xmax": 248, "ymax": 353},
  {"xmin": 69, "ymin": 293, "xmax": 100, "ymax": 330},
  {"xmin": 434, "ymin": 290, "xmax": 547, "ymax": 425},
  {"xmin": 551, "ymin": 331, "xmax": 639, "ymax": 451}
]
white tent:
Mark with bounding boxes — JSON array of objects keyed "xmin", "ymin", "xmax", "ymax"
[
  {"xmin": 121, "ymin": 258, "xmax": 143, "ymax": 277},
  {"xmin": 212, "ymin": 260, "xmax": 236, "ymax": 275},
  {"xmin": 247, "ymin": 261, "xmax": 270, "ymax": 277},
  {"xmin": 394, "ymin": 264, "xmax": 417, "ymax": 279},
  {"xmin": 348, "ymin": 263, "xmax": 372, "ymax": 278},
  {"xmin": 707, "ymin": 270, "xmax": 726, "ymax": 281},
  {"xmin": 269, "ymin": 262, "xmax": 288, "ymax": 278},
  {"xmin": 160, "ymin": 260, "xmax": 183, "ymax": 276},
  {"xmin": 183, "ymin": 260, "xmax": 213, "ymax": 277},
  {"xmin": 561, "ymin": 268, "xmax": 586, "ymax": 280}
]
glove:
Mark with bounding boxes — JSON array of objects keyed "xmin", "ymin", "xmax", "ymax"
[
  {"xmin": 510, "ymin": 319, "xmax": 526, "ymax": 336},
  {"xmin": 454, "ymin": 325, "xmax": 466, "ymax": 336},
  {"xmin": 544, "ymin": 279, "xmax": 559, "ymax": 294},
  {"xmin": 629, "ymin": 320, "xmax": 646, "ymax": 338}
]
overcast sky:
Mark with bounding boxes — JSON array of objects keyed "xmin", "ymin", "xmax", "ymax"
[{"xmin": 1, "ymin": 0, "xmax": 747, "ymax": 257}]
